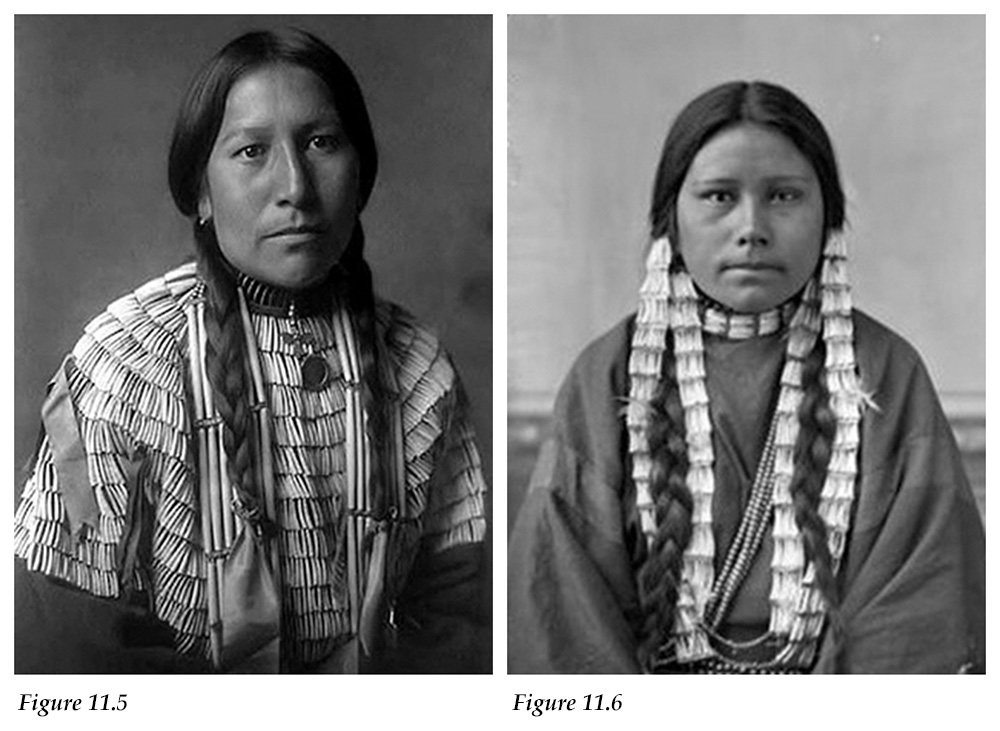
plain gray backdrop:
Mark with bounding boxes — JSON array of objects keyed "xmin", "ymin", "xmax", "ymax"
[
  {"xmin": 507, "ymin": 15, "xmax": 985, "ymax": 530},
  {"xmin": 508, "ymin": 15, "xmax": 985, "ymax": 413}
]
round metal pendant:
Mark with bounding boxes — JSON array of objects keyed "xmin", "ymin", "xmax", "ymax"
[{"xmin": 300, "ymin": 353, "xmax": 331, "ymax": 391}]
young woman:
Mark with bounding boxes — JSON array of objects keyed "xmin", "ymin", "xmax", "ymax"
[
  {"xmin": 508, "ymin": 81, "xmax": 984, "ymax": 674},
  {"xmin": 15, "ymin": 29, "xmax": 488, "ymax": 674}
]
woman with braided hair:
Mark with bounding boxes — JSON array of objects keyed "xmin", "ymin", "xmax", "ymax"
[
  {"xmin": 508, "ymin": 80, "xmax": 985, "ymax": 673},
  {"xmin": 15, "ymin": 28, "xmax": 488, "ymax": 673}
]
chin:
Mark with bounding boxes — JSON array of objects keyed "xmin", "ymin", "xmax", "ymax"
[
  {"xmin": 253, "ymin": 260, "xmax": 336, "ymax": 291},
  {"xmin": 716, "ymin": 291, "xmax": 786, "ymax": 314},
  {"xmin": 278, "ymin": 271, "xmax": 332, "ymax": 291}
]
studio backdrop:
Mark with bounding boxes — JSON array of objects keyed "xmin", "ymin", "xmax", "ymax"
[
  {"xmin": 15, "ymin": 15, "xmax": 493, "ymax": 498},
  {"xmin": 507, "ymin": 15, "xmax": 985, "ymax": 532}
]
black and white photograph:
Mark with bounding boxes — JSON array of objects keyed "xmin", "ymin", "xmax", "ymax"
[
  {"xmin": 14, "ymin": 14, "xmax": 492, "ymax": 675},
  {"xmin": 507, "ymin": 15, "xmax": 985, "ymax": 674},
  {"xmin": 6, "ymin": 8, "xmax": 995, "ymax": 728}
]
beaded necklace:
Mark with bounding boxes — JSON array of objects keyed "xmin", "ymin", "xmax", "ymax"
[
  {"xmin": 186, "ymin": 279, "xmax": 406, "ymax": 671},
  {"xmin": 700, "ymin": 298, "xmax": 797, "ymax": 338},
  {"xmin": 627, "ymin": 233, "xmax": 867, "ymax": 672},
  {"xmin": 704, "ymin": 413, "xmax": 779, "ymax": 629},
  {"xmin": 236, "ymin": 272, "xmax": 334, "ymax": 392}
]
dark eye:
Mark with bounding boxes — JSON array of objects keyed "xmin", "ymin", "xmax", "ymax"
[
  {"xmin": 771, "ymin": 188, "xmax": 803, "ymax": 204},
  {"xmin": 236, "ymin": 143, "xmax": 266, "ymax": 160},
  {"xmin": 701, "ymin": 189, "xmax": 735, "ymax": 205},
  {"xmin": 308, "ymin": 134, "xmax": 342, "ymax": 152}
]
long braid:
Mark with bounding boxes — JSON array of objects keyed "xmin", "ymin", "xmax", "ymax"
[
  {"xmin": 628, "ymin": 240, "xmax": 862, "ymax": 671},
  {"xmin": 194, "ymin": 222, "xmax": 265, "ymax": 527},
  {"xmin": 192, "ymin": 220, "xmax": 385, "ymax": 527},
  {"xmin": 334, "ymin": 224, "xmax": 390, "ymax": 517},
  {"xmin": 635, "ymin": 330, "xmax": 693, "ymax": 667},
  {"xmin": 789, "ymin": 338, "xmax": 839, "ymax": 610}
]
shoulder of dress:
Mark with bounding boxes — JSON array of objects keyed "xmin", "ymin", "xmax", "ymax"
[
  {"xmin": 375, "ymin": 298, "xmax": 455, "ymax": 391},
  {"xmin": 81, "ymin": 262, "xmax": 197, "ymax": 345},
  {"xmin": 555, "ymin": 314, "xmax": 633, "ymax": 410},
  {"xmin": 573, "ymin": 315, "xmax": 633, "ymax": 373},
  {"xmin": 145, "ymin": 260, "xmax": 200, "ymax": 303},
  {"xmin": 375, "ymin": 298, "xmax": 441, "ymax": 343},
  {"xmin": 67, "ymin": 263, "xmax": 197, "ymax": 398},
  {"xmin": 849, "ymin": 307, "xmax": 952, "ymax": 446},
  {"xmin": 850, "ymin": 308, "xmax": 927, "ymax": 377},
  {"xmin": 35, "ymin": 268, "xmax": 197, "ymax": 470}
]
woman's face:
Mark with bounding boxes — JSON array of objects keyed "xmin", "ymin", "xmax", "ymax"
[
  {"xmin": 676, "ymin": 123, "xmax": 825, "ymax": 313},
  {"xmin": 200, "ymin": 64, "xmax": 361, "ymax": 290}
]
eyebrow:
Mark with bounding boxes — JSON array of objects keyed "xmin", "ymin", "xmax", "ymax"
[
  {"xmin": 216, "ymin": 116, "xmax": 344, "ymax": 146},
  {"xmin": 217, "ymin": 126, "xmax": 269, "ymax": 145},
  {"xmin": 688, "ymin": 174, "xmax": 813, "ymax": 186}
]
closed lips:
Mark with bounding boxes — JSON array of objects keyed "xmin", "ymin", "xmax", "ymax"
[
  {"xmin": 266, "ymin": 225, "xmax": 327, "ymax": 237},
  {"xmin": 723, "ymin": 261, "xmax": 782, "ymax": 271}
]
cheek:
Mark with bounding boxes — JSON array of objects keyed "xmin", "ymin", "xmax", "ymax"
[
  {"xmin": 209, "ymin": 175, "xmax": 260, "ymax": 234},
  {"xmin": 320, "ymin": 159, "xmax": 361, "ymax": 212},
  {"xmin": 786, "ymin": 211, "xmax": 825, "ymax": 271},
  {"xmin": 320, "ymin": 179, "xmax": 357, "ymax": 213},
  {"xmin": 676, "ymin": 206, "xmax": 719, "ymax": 268}
]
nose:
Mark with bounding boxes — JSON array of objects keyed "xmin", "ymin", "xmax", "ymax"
[
  {"xmin": 274, "ymin": 143, "xmax": 314, "ymax": 208},
  {"xmin": 735, "ymin": 196, "xmax": 769, "ymax": 247}
]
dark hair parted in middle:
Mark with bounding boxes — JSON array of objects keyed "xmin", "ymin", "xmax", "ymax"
[
  {"xmin": 649, "ymin": 80, "xmax": 846, "ymax": 245},
  {"xmin": 168, "ymin": 28, "xmax": 378, "ymax": 217},
  {"xmin": 634, "ymin": 80, "xmax": 845, "ymax": 671},
  {"xmin": 166, "ymin": 29, "xmax": 391, "ymax": 527}
]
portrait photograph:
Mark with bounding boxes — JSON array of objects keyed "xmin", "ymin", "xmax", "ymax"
[
  {"xmin": 6, "ymin": 8, "xmax": 994, "ymax": 729},
  {"xmin": 14, "ymin": 14, "xmax": 492, "ymax": 676},
  {"xmin": 507, "ymin": 14, "xmax": 985, "ymax": 675}
]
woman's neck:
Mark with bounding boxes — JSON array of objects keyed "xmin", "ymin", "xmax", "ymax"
[
  {"xmin": 235, "ymin": 270, "xmax": 334, "ymax": 318},
  {"xmin": 698, "ymin": 290, "xmax": 799, "ymax": 339}
]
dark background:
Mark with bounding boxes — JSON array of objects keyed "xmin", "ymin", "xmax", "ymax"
[{"xmin": 15, "ymin": 15, "xmax": 492, "ymax": 483}]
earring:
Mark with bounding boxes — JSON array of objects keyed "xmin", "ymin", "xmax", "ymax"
[{"xmin": 196, "ymin": 216, "xmax": 211, "ymax": 229}]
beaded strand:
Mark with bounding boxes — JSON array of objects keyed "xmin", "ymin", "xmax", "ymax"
[{"xmin": 704, "ymin": 413, "xmax": 779, "ymax": 629}]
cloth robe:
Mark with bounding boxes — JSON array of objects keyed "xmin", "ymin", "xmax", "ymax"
[{"xmin": 508, "ymin": 310, "xmax": 985, "ymax": 673}]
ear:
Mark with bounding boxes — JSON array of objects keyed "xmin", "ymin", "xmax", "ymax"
[{"xmin": 197, "ymin": 193, "xmax": 212, "ymax": 223}]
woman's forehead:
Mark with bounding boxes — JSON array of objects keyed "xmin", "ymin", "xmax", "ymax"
[
  {"xmin": 220, "ymin": 64, "xmax": 341, "ymax": 131},
  {"xmin": 686, "ymin": 123, "xmax": 816, "ymax": 183}
]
